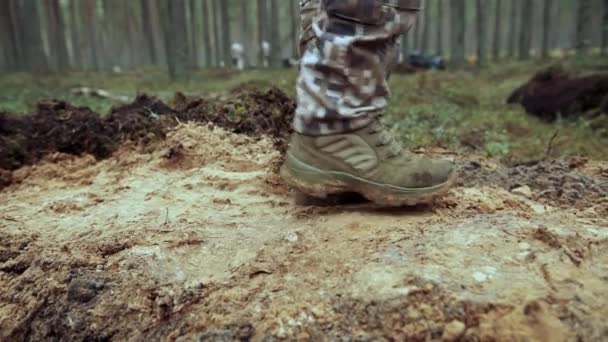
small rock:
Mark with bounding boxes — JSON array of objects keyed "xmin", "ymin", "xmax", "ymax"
[
  {"xmin": 511, "ymin": 185, "xmax": 533, "ymax": 199},
  {"xmin": 67, "ymin": 278, "xmax": 105, "ymax": 303},
  {"xmin": 0, "ymin": 169, "xmax": 12, "ymax": 189},
  {"xmin": 442, "ymin": 320, "xmax": 466, "ymax": 342},
  {"xmin": 155, "ymin": 295, "xmax": 174, "ymax": 321}
]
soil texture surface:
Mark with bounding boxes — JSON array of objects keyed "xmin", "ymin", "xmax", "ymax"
[{"xmin": 1, "ymin": 91, "xmax": 608, "ymax": 341}]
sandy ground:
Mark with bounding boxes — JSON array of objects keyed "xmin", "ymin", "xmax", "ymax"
[{"xmin": 1, "ymin": 123, "xmax": 607, "ymax": 341}]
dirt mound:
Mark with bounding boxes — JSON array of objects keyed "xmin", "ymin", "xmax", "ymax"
[
  {"xmin": 1, "ymin": 120, "xmax": 607, "ymax": 340},
  {"xmin": 172, "ymin": 87, "xmax": 294, "ymax": 152},
  {"xmin": 507, "ymin": 66, "xmax": 608, "ymax": 121},
  {"xmin": 458, "ymin": 157, "xmax": 608, "ymax": 207},
  {"xmin": 0, "ymin": 87, "xmax": 295, "ymax": 190}
]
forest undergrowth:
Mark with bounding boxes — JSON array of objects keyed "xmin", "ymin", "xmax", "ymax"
[{"xmin": 1, "ymin": 58, "xmax": 607, "ymax": 164}]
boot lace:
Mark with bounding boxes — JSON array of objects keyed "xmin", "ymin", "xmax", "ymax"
[{"xmin": 368, "ymin": 119, "xmax": 402, "ymax": 159}]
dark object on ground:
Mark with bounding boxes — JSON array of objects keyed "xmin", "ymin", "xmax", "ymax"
[
  {"xmin": 408, "ymin": 53, "xmax": 446, "ymax": 71},
  {"xmin": 282, "ymin": 58, "xmax": 298, "ymax": 68},
  {"xmin": 0, "ymin": 87, "xmax": 295, "ymax": 189},
  {"xmin": 507, "ymin": 67, "xmax": 608, "ymax": 121},
  {"xmin": 392, "ymin": 54, "xmax": 446, "ymax": 74}
]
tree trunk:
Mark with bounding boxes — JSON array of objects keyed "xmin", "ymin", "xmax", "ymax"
[
  {"xmin": 0, "ymin": 0, "xmax": 20, "ymax": 70},
  {"xmin": 212, "ymin": 0, "xmax": 222, "ymax": 66},
  {"xmin": 125, "ymin": 1, "xmax": 140, "ymax": 68},
  {"xmin": 420, "ymin": 0, "xmax": 432, "ymax": 53},
  {"xmin": 476, "ymin": 0, "xmax": 487, "ymax": 67},
  {"xmin": 241, "ymin": 0, "xmax": 251, "ymax": 67},
  {"xmin": 44, "ymin": 0, "xmax": 70, "ymax": 71},
  {"xmin": 162, "ymin": 0, "xmax": 190, "ymax": 79},
  {"xmin": 413, "ymin": 16, "xmax": 421, "ymax": 51},
  {"xmin": 450, "ymin": 0, "xmax": 466, "ymax": 67},
  {"xmin": 20, "ymin": 0, "xmax": 49, "ymax": 73},
  {"xmin": 518, "ymin": 0, "xmax": 532, "ymax": 59},
  {"xmin": 541, "ymin": 0, "xmax": 554, "ymax": 59},
  {"xmin": 189, "ymin": 0, "xmax": 200, "ymax": 67},
  {"xmin": 257, "ymin": 0, "xmax": 267, "ymax": 67},
  {"xmin": 436, "ymin": 0, "xmax": 443, "ymax": 55},
  {"xmin": 401, "ymin": 34, "xmax": 410, "ymax": 63},
  {"xmin": 576, "ymin": 0, "xmax": 592, "ymax": 55},
  {"xmin": 69, "ymin": 0, "xmax": 83, "ymax": 69},
  {"xmin": 269, "ymin": 0, "xmax": 281, "ymax": 66},
  {"xmin": 507, "ymin": 0, "xmax": 518, "ymax": 58},
  {"xmin": 603, "ymin": 0, "xmax": 608, "ymax": 55},
  {"xmin": 492, "ymin": 0, "xmax": 502, "ymax": 59},
  {"xmin": 290, "ymin": 0, "xmax": 299, "ymax": 59},
  {"xmin": 219, "ymin": 0, "xmax": 232, "ymax": 67},
  {"xmin": 201, "ymin": 0, "xmax": 212, "ymax": 67},
  {"xmin": 85, "ymin": 0, "xmax": 101, "ymax": 70},
  {"xmin": 141, "ymin": 0, "xmax": 158, "ymax": 65}
]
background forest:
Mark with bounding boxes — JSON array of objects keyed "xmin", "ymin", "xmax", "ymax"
[
  {"xmin": 1, "ymin": 0, "xmax": 607, "ymax": 76},
  {"xmin": 1, "ymin": 0, "xmax": 608, "ymax": 162}
]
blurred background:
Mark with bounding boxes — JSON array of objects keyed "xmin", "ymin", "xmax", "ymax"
[
  {"xmin": 0, "ymin": 0, "xmax": 606, "ymax": 76},
  {"xmin": 1, "ymin": 0, "xmax": 607, "ymax": 163}
]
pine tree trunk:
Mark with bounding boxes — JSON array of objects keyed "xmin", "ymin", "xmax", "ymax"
[
  {"xmin": 553, "ymin": 0, "xmax": 561, "ymax": 50},
  {"xmin": 492, "ymin": 0, "xmax": 502, "ymax": 59},
  {"xmin": 85, "ymin": 0, "xmax": 101, "ymax": 70},
  {"xmin": 476, "ymin": 0, "xmax": 487, "ymax": 67},
  {"xmin": 450, "ymin": 0, "xmax": 466, "ymax": 67},
  {"xmin": 201, "ymin": 0, "xmax": 212, "ymax": 67},
  {"xmin": 518, "ymin": 0, "xmax": 532, "ymax": 59},
  {"xmin": 576, "ymin": 0, "xmax": 592, "ymax": 55},
  {"xmin": 241, "ymin": 0, "xmax": 251, "ymax": 67},
  {"xmin": 20, "ymin": 0, "xmax": 49, "ymax": 73},
  {"xmin": 603, "ymin": 0, "xmax": 608, "ymax": 55},
  {"xmin": 189, "ymin": 0, "xmax": 200, "ymax": 68},
  {"xmin": 212, "ymin": 0, "xmax": 222, "ymax": 66},
  {"xmin": 69, "ymin": 0, "xmax": 83, "ymax": 69},
  {"xmin": 436, "ymin": 0, "xmax": 443, "ymax": 55},
  {"xmin": 125, "ymin": 1, "xmax": 139, "ymax": 68},
  {"xmin": 0, "ymin": 0, "xmax": 20, "ymax": 70},
  {"xmin": 413, "ymin": 17, "xmax": 421, "ymax": 51},
  {"xmin": 269, "ymin": 0, "xmax": 281, "ymax": 67},
  {"xmin": 162, "ymin": 0, "xmax": 190, "ymax": 79},
  {"xmin": 290, "ymin": 0, "xmax": 299, "ymax": 59},
  {"xmin": 257, "ymin": 0, "xmax": 267, "ymax": 67},
  {"xmin": 100, "ymin": 0, "xmax": 114, "ymax": 67},
  {"xmin": 44, "ymin": 0, "xmax": 70, "ymax": 71},
  {"xmin": 420, "ymin": 0, "xmax": 432, "ymax": 53},
  {"xmin": 401, "ymin": 34, "xmax": 410, "ymax": 63},
  {"xmin": 507, "ymin": 0, "xmax": 518, "ymax": 58},
  {"xmin": 541, "ymin": 0, "xmax": 554, "ymax": 59},
  {"xmin": 141, "ymin": 0, "xmax": 158, "ymax": 65},
  {"xmin": 219, "ymin": 0, "xmax": 232, "ymax": 67}
]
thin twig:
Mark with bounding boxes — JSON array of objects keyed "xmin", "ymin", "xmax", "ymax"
[
  {"xmin": 163, "ymin": 208, "xmax": 169, "ymax": 227},
  {"xmin": 544, "ymin": 129, "xmax": 560, "ymax": 160}
]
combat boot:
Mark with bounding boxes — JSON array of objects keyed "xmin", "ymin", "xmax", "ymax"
[{"xmin": 281, "ymin": 120, "xmax": 455, "ymax": 206}]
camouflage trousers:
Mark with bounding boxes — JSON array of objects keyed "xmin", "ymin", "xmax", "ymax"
[{"xmin": 294, "ymin": 0, "xmax": 421, "ymax": 135}]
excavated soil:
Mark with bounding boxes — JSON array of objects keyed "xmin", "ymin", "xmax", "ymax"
[
  {"xmin": 1, "ymin": 117, "xmax": 607, "ymax": 340},
  {"xmin": 507, "ymin": 66, "xmax": 608, "ymax": 121},
  {"xmin": 0, "ymin": 87, "xmax": 294, "ymax": 182}
]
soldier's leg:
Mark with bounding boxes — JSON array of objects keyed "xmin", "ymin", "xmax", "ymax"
[
  {"xmin": 294, "ymin": 0, "xmax": 420, "ymax": 135},
  {"xmin": 282, "ymin": 0, "xmax": 455, "ymax": 206}
]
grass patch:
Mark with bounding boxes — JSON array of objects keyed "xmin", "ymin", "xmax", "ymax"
[{"xmin": 1, "ymin": 58, "xmax": 606, "ymax": 162}]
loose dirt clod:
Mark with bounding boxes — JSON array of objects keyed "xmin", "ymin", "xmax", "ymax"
[
  {"xmin": 458, "ymin": 158, "xmax": 608, "ymax": 206},
  {"xmin": 507, "ymin": 66, "xmax": 608, "ymax": 121}
]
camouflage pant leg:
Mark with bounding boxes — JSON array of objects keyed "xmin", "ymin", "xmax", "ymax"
[{"xmin": 294, "ymin": 0, "xmax": 421, "ymax": 136}]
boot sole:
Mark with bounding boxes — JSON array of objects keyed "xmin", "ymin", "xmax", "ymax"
[{"xmin": 280, "ymin": 153, "xmax": 455, "ymax": 207}]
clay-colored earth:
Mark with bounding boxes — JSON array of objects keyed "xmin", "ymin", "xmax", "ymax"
[{"xmin": 1, "ymin": 123, "xmax": 607, "ymax": 341}]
